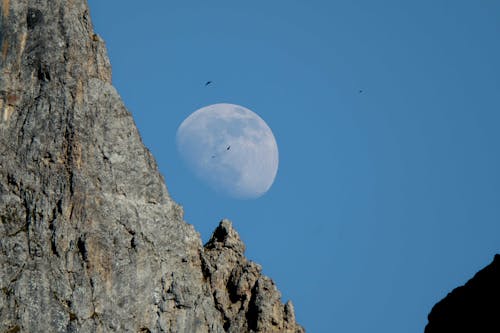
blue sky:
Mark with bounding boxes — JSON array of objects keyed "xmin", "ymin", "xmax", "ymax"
[{"xmin": 87, "ymin": 1, "xmax": 500, "ymax": 332}]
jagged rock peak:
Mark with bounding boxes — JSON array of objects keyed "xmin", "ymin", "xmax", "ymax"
[
  {"xmin": 205, "ymin": 219, "xmax": 245, "ymax": 254},
  {"xmin": 425, "ymin": 254, "xmax": 500, "ymax": 332},
  {"xmin": 202, "ymin": 220, "xmax": 304, "ymax": 333},
  {"xmin": 0, "ymin": 0, "xmax": 304, "ymax": 332}
]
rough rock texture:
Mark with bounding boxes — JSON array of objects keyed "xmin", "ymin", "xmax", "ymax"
[
  {"xmin": 0, "ymin": 1, "xmax": 304, "ymax": 332},
  {"xmin": 202, "ymin": 220, "xmax": 301, "ymax": 333},
  {"xmin": 425, "ymin": 254, "xmax": 500, "ymax": 333}
]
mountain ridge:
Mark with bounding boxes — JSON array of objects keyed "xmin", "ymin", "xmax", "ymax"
[
  {"xmin": 0, "ymin": 1, "xmax": 304, "ymax": 332},
  {"xmin": 425, "ymin": 254, "xmax": 500, "ymax": 332}
]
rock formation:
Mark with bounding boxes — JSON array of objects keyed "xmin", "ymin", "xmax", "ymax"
[
  {"xmin": 425, "ymin": 254, "xmax": 500, "ymax": 332},
  {"xmin": 0, "ymin": 1, "xmax": 304, "ymax": 332}
]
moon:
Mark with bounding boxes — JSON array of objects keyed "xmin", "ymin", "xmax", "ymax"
[{"xmin": 176, "ymin": 103, "xmax": 279, "ymax": 199}]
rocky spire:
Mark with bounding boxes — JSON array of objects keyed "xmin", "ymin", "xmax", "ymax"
[
  {"xmin": 0, "ymin": 1, "xmax": 303, "ymax": 332},
  {"xmin": 202, "ymin": 220, "xmax": 303, "ymax": 333}
]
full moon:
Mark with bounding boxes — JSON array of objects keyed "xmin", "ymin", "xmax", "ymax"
[{"xmin": 176, "ymin": 103, "xmax": 279, "ymax": 199}]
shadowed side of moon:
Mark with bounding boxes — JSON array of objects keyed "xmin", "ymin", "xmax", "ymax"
[{"xmin": 176, "ymin": 103, "xmax": 279, "ymax": 199}]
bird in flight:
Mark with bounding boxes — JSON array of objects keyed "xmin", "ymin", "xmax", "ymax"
[
  {"xmin": 358, "ymin": 89, "xmax": 364, "ymax": 94},
  {"xmin": 205, "ymin": 81, "xmax": 213, "ymax": 86},
  {"xmin": 211, "ymin": 145, "xmax": 230, "ymax": 159}
]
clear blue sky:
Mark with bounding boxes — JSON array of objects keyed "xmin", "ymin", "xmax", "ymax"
[{"xmin": 87, "ymin": 1, "xmax": 500, "ymax": 332}]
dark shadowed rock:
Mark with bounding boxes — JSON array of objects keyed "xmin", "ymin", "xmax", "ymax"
[
  {"xmin": 0, "ymin": 1, "xmax": 304, "ymax": 332},
  {"xmin": 425, "ymin": 254, "xmax": 500, "ymax": 333}
]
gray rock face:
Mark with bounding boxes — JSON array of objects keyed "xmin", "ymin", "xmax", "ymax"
[
  {"xmin": 0, "ymin": 1, "xmax": 304, "ymax": 332},
  {"xmin": 202, "ymin": 220, "xmax": 303, "ymax": 333}
]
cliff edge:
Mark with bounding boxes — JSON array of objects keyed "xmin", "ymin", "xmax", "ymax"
[{"xmin": 0, "ymin": 1, "xmax": 304, "ymax": 332}]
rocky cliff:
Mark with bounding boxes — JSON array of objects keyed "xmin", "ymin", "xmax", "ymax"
[
  {"xmin": 0, "ymin": 1, "xmax": 304, "ymax": 332},
  {"xmin": 425, "ymin": 255, "xmax": 500, "ymax": 332}
]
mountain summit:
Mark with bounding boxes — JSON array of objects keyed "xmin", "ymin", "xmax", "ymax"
[{"xmin": 0, "ymin": 1, "xmax": 304, "ymax": 332}]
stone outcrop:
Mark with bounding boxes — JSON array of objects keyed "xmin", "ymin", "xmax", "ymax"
[
  {"xmin": 424, "ymin": 254, "xmax": 500, "ymax": 332},
  {"xmin": 202, "ymin": 220, "xmax": 302, "ymax": 333},
  {"xmin": 0, "ymin": 1, "xmax": 304, "ymax": 332}
]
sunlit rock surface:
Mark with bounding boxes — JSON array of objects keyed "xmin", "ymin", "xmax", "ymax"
[
  {"xmin": 0, "ymin": 1, "xmax": 304, "ymax": 332},
  {"xmin": 202, "ymin": 220, "xmax": 302, "ymax": 333}
]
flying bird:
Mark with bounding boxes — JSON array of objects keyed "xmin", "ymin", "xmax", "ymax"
[
  {"xmin": 205, "ymin": 81, "xmax": 213, "ymax": 86},
  {"xmin": 226, "ymin": 145, "xmax": 231, "ymax": 151},
  {"xmin": 358, "ymin": 89, "xmax": 364, "ymax": 94}
]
